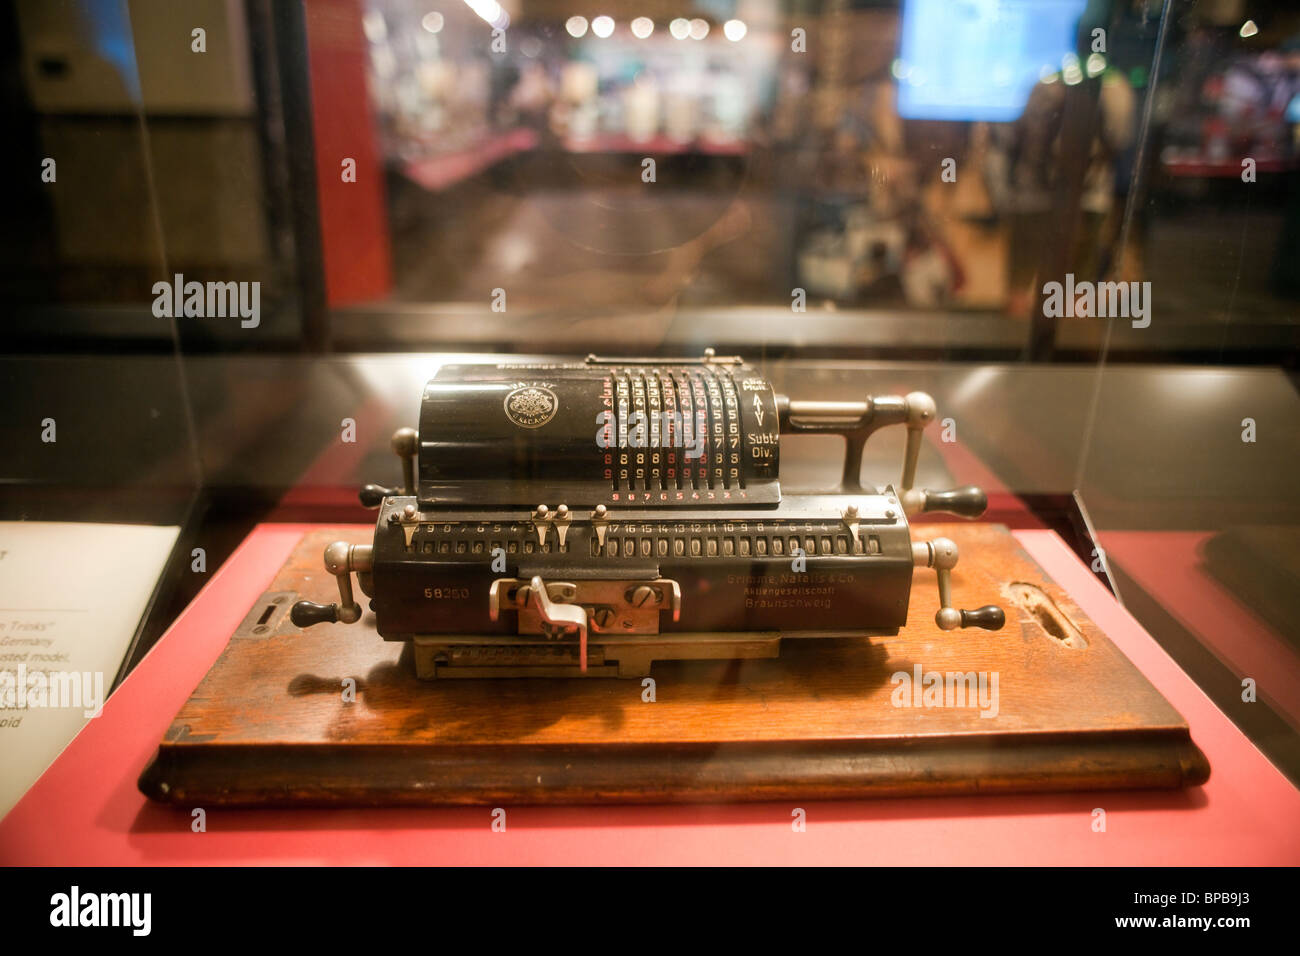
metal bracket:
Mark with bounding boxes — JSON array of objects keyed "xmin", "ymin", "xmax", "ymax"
[{"xmin": 777, "ymin": 393, "xmax": 909, "ymax": 492}]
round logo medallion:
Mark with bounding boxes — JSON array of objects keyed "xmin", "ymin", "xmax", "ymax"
[{"xmin": 503, "ymin": 385, "xmax": 558, "ymax": 429}]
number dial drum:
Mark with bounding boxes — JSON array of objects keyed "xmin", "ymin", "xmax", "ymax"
[{"xmin": 418, "ymin": 360, "xmax": 781, "ymax": 508}]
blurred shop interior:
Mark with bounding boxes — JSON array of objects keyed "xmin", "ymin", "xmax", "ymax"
[
  {"xmin": 3, "ymin": 1, "xmax": 1300, "ymax": 784},
  {"xmin": 5, "ymin": 0, "xmax": 1300, "ymax": 358}
]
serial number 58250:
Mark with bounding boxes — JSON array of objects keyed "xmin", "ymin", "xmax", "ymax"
[{"xmin": 424, "ymin": 587, "xmax": 470, "ymax": 600}]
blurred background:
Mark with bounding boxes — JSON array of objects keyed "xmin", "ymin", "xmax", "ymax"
[
  {"xmin": 5, "ymin": 0, "xmax": 1300, "ymax": 357},
  {"xmin": 2, "ymin": 0, "xmax": 1299, "ymax": 786}
]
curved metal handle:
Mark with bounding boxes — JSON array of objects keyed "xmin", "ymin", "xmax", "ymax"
[
  {"xmin": 526, "ymin": 575, "xmax": 589, "ymax": 673},
  {"xmin": 291, "ymin": 541, "xmax": 372, "ymax": 628},
  {"xmin": 357, "ymin": 426, "xmax": 418, "ymax": 509},
  {"xmin": 888, "ymin": 391, "xmax": 988, "ymax": 522},
  {"xmin": 913, "ymin": 538, "xmax": 1005, "ymax": 632}
]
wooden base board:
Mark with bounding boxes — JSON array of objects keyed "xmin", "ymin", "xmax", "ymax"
[{"xmin": 139, "ymin": 524, "xmax": 1209, "ymax": 806}]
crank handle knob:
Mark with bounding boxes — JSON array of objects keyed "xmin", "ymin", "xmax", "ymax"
[
  {"xmin": 291, "ymin": 599, "xmax": 361, "ymax": 627},
  {"xmin": 359, "ymin": 483, "xmax": 402, "ymax": 508},
  {"xmin": 960, "ymin": 605, "xmax": 1005, "ymax": 631},
  {"xmin": 291, "ymin": 600, "xmax": 340, "ymax": 627},
  {"xmin": 923, "ymin": 486, "xmax": 988, "ymax": 519}
]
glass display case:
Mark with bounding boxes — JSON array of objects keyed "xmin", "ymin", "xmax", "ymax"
[{"xmin": 2, "ymin": 0, "xmax": 1298, "ymax": 877}]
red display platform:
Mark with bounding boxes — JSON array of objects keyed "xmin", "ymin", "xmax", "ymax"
[{"xmin": 2, "ymin": 523, "xmax": 1298, "ymax": 865}]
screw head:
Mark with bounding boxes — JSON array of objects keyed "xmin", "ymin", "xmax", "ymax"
[{"xmin": 627, "ymin": 585, "xmax": 660, "ymax": 608}]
